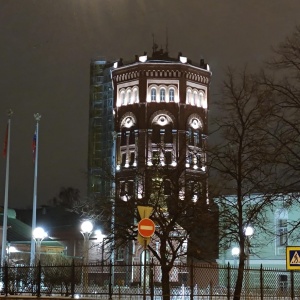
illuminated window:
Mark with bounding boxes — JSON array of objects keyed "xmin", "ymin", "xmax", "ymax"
[
  {"xmin": 151, "ymin": 88, "xmax": 156, "ymax": 102},
  {"xmin": 121, "ymin": 91, "xmax": 125, "ymax": 105},
  {"xmin": 160, "ymin": 89, "xmax": 166, "ymax": 102},
  {"xmin": 186, "ymin": 89, "xmax": 191, "ymax": 104},
  {"xmin": 127, "ymin": 90, "xmax": 132, "ymax": 104},
  {"xmin": 134, "ymin": 89, "xmax": 138, "ymax": 103},
  {"xmin": 169, "ymin": 89, "xmax": 175, "ymax": 102},
  {"xmin": 193, "ymin": 92, "xmax": 197, "ymax": 106},
  {"xmin": 199, "ymin": 92, "xmax": 204, "ymax": 107}
]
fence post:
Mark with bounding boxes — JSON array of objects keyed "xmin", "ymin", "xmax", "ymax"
[
  {"xmin": 4, "ymin": 263, "xmax": 8, "ymax": 296},
  {"xmin": 227, "ymin": 262, "xmax": 230, "ymax": 300},
  {"xmin": 71, "ymin": 259, "xmax": 75, "ymax": 298},
  {"xmin": 37, "ymin": 261, "xmax": 41, "ymax": 297},
  {"xmin": 291, "ymin": 270, "xmax": 294, "ymax": 300},
  {"xmin": 108, "ymin": 260, "xmax": 113, "ymax": 300},
  {"xmin": 260, "ymin": 264, "xmax": 263, "ymax": 300},
  {"xmin": 150, "ymin": 259, "xmax": 154, "ymax": 300},
  {"xmin": 190, "ymin": 260, "xmax": 194, "ymax": 300}
]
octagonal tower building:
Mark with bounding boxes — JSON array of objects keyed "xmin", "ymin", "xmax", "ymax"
[{"xmin": 88, "ymin": 49, "xmax": 218, "ymax": 269}]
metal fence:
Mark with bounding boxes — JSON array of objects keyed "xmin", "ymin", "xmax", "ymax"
[{"xmin": 1, "ymin": 262, "xmax": 300, "ymax": 299}]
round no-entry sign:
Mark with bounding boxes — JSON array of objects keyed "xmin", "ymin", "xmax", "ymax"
[{"xmin": 138, "ymin": 218, "xmax": 155, "ymax": 238}]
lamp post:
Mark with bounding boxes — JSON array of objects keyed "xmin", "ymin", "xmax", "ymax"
[
  {"xmin": 32, "ymin": 227, "xmax": 47, "ymax": 263},
  {"xmin": 231, "ymin": 246, "xmax": 240, "ymax": 286},
  {"xmin": 81, "ymin": 220, "xmax": 93, "ymax": 294},
  {"xmin": 245, "ymin": 226, "xmax": 254, "ymax": 298}
]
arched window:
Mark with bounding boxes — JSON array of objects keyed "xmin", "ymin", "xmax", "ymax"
[
  {"xmin": 199, "ymin": 92, "xmax": 204, "ymax": 107},
  {"xmin": 169, "ymin": 89, "xmax": 175, "ymax": 102},
  {"xmin": 187, "ymin": 116, "xmax": 203, "ymax": 147},
  {"xmin": 193, "ymin": 92, "xmax": 197, "ymax": 106},
  {"xmin": 121, "ymin": 91, "xmax": 126, "ymax": 105},
  {"xmin": 134, "ymin": 89, "xmax": 138, "ymax": 103},
  {"xmin": 186, "ymin": 89, "xmax": 191, "ymax": 104},
  {"xmin": 151, "ymin": 88, "xmax": 156, "ymax": 102},
  {"xmin": 127, "ymin": 90, "xmax": 132, "ymax": 104},
  {"xmin": 160, "ymin": 89, "xmax": 166, "ymax": 102}
]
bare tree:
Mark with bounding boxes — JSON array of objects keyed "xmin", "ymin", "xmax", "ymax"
[
  {"xmin": 209, "ymin": 67, "xmax": 278, "ymax": 300},
  {"xmin": 113, "ymin": 152, "xmax": 218, "ymax": 300},
  {"xmin": 259, "ymin": 26, "xmax": 300, "ymax": 239},
  {"xmin": 48, "ymin": 187, "xmax": 80, "ymax": 209}
]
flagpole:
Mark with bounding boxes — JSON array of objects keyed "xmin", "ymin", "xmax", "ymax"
[
  {"xmin": 30, "ymin": 113, "xmax": 41, "ymax": 265},
  {"xmin": 1, "ymin": 109, "xmax": 13, "ymax": 266}
]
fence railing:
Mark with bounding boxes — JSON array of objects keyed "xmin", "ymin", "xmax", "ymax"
[{"xmin": 1, "ymin": 261, "xmax": 299, "ymax": 299}]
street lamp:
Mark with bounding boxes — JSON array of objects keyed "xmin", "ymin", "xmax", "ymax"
[
  {"xmin": 81, "ymin": 220, "xmax": 93, "ymax": 294},
  {"xmin": 231, "ymin": 246, "xmax": 240, "ymax": 286},
  {"xmin": 245, "ymin": 226, "xmax": 254, "ymax": 297},
  {"xmin": 32, "ymin": 227, "xmax": 47, "ymax": 263},
  {"xmin": 231, "ymin": 247, "xmax": 240, "ymax": 268}
]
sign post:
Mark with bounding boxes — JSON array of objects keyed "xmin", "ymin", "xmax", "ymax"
[
  {"xmin": 138, "ymin": 217, "xmax": 155, "ymax": 300},
  {"xmin": 137, "ymin": 207, "xmax": 155, "ymax": 300}
]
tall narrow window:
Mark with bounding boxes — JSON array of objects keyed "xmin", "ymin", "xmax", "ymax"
[
  {"xmin": 186, "ymin": 89, "xmax": 191, "ymax": 104},
  {"xmin": 127, "ymin": 90, "xmax": 132, "ymax": 104},
  {"xmin": 277, "ymin": 219, "xmax": 288, "ymax": 246},
  {"xmin": 165, "ymin": 152, "xmax": 172, "ymax": 165},
  {"xmin": 193, "ymin": 92, "xmax": 197, "ymax": 106},
  {"xmin": 169, "ymin": 89, "xmax": 175, "ymax": 102},
  {"xmin": 199, "ymin": 92, "xmax": 204, "ymax": 107},
  {"xmin": 151, "ymin": 88, "xmax": 156, "ymax": 102},
  {"xmin": 160, "ymin": 89, "xmax": 166, "ymax": 102},
  {"xmin": 121, "ymin": 91, "xmax": 125, "ymax": 105},
  {"xmin": 134, "ymin": 89, "xmax": 138, "ymax": 103},
  {"xmin": 164, "ymin": 180, "xmax": 171, "ymax": 196}
]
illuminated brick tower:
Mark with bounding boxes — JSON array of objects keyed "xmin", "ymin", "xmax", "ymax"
[{"xmin": 88, "ymin": 50, "xmax": 218, "ymax": 267}]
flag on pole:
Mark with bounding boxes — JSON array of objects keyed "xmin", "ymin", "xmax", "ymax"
[
  {"xmin": 32, "ymin": 131, "xmax": 36, "ymax": 162},
  {"xmin": 2, "ymin": 125, "xmax": 8, "ymax": 157}
]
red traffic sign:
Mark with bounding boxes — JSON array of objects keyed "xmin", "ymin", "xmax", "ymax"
[{"xmin": 138, "ymin": 218, "xmax": 155, "ymax": 238}]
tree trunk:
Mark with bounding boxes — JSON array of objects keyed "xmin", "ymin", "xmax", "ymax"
[
  {"xmin": 161, "ymin": 264, "xmax": 171, "ymax": 300},
  {"xmin": 234, "ymin": 258, "xmax": 245, "ymax": 300}
]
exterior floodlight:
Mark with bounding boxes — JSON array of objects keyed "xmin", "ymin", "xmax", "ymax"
[
  {"xmin": 231, "ymin": 247, "xmax": 240, "ymax": 257},
  {"xmin": 179, "ymin": 56, "xmax": 187, "ymax": 63},
  {"xmin": 113, "ymin": 62, "xmax": 118, "ymax": 69},
  {"xmin": 8, "ymin": 246, "xmax": 18, "ymax": 253},
  {"xmin": 33, "ymin": 227, "xmax": 47, "ymax": 240},
  {"xmin": 33, "ymin": 227, "xmax": 47, "ymax": 263},
  {"xmin": 81, "ymin": 220, "xmax": 93, "ymax": 234},
  {"xmin": 139, "ymin": 55, "xmax": 147, "ymax": 62},
  {"xmin": 95, "ymin": 230, "xmax": 106, "ymax": 242},
  {"xmin": 245, "ymin": 226, "xmax": 254, "ymax": 237}
]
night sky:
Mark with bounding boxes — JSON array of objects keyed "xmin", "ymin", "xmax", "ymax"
[{"xmin": 0, "ymin": 1, "xmax": 299, "ymax": 209}]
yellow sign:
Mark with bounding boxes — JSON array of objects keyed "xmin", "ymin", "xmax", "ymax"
[
  {"xmin": 286, "ymin": 246, "xmax": 300, "ymax": 270},
  {"xmin": 137, "ymin": 206, "xmax": 153, "ymax": 219}
]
